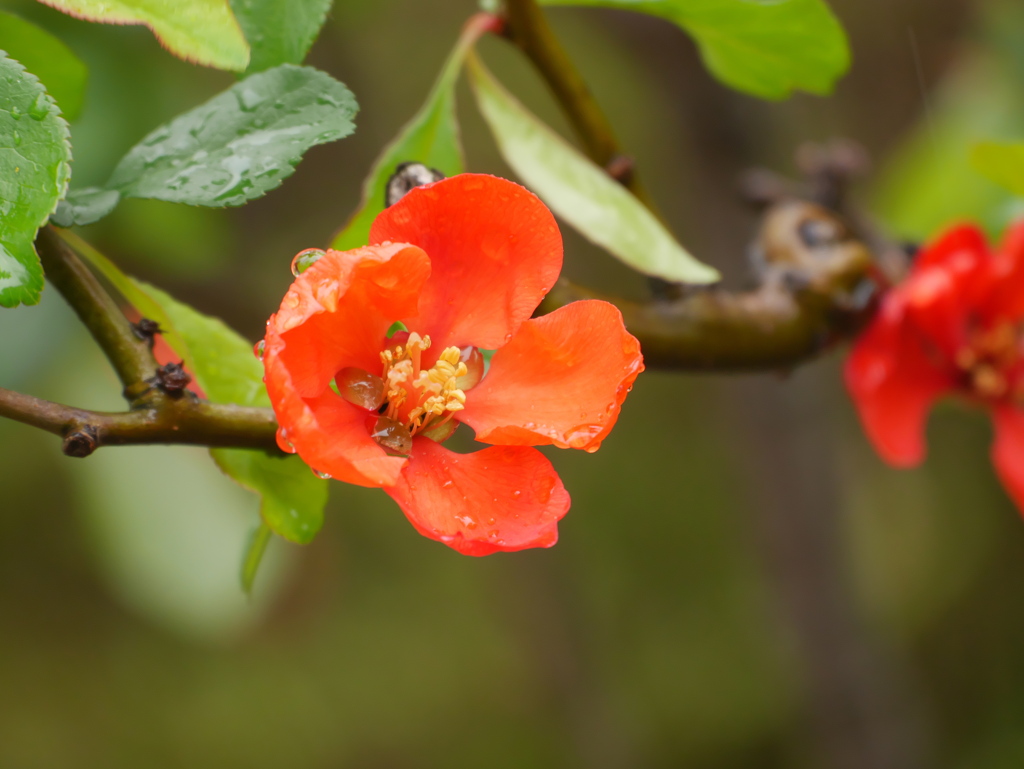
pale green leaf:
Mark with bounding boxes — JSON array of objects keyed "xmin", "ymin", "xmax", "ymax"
[
  {"xmin": 971, "ymin": 142, "xmax": 1024, "ymax": 198},
  {"xmin": 467, "ymin": 53, "xmax": 718, "ymax": 284},
  {"xmin": 331, "ymin": 15, "xmax": 495, "ymax": 249},
  {"xmin": 539, "ymin": 0, "xmax": 849, "ymax": 99},
  {"xmin": 108, "ymin": 65, "xmax": 357, "ymax": 209},
  {"xmin": 230, "ymin": 0, "xmax": 333, "ymax": 73},
  {"xmin": 0, "ymin": 52, "xmax": 71, "ymax": 308},
  {"xmin": 37, "ymin": 0, "xmax": 250, "ymax": 71},
  {"xmin": 0, "ymin": 10, "xmax": 88, "ymax": 120}
]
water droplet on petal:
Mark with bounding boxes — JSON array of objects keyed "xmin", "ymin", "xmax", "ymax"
[
  {"xmin": 291, "ymin": 248, "xmax": 325, "ymax": 276},
  {"xmin": 454, "ymin": 514, "xmax": 478, "ymax": 529},
  {"xmin": 371, "ymin": 415, "xmax": 412, "ymax": 456},
  {"xmin": 512, "ymin": 490, "xmax": 521, "ymax": 499},
  {"xmin": 336, "ymin": 367, "xmax": 385, "ymax": 410},
  {"xmin": 456, "ymin": 346, "xmax": 485, "ymax": 390},
  {"xmin": 253, "ymin": 339, "xmax": 266, "ymax": 360},
  {"xmin": 312, "ymin": 469, "xmax": 332, "ymax": 480},
  {"xmin": 276, "ymin": 429, "xmax": 297, "ymax": 454}
]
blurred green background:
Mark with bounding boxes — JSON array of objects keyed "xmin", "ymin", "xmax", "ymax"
[{"xmin": 3, "ymin": 0, "xmax": 1024, "ymax": 766}]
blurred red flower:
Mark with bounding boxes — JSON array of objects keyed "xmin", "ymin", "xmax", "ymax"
[
  {"xmin": 262, "ymin": 174, "xmax": 644, "ymax": 555},
  {"xmin": 846, "ymin": 221, "xmax": 1024, "ymax": 509}
]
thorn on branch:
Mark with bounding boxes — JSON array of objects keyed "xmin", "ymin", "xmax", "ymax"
[
  {"xmin": 131, "ymin": 317, "xmax": 163, "ymax": 347},
  {"xmin": 152, "ymin": 362, "xmax": 193, "ymax": 397},
  {"xmin": 63, "ymin": 425, "xmax": 98, "ymax": 458}
]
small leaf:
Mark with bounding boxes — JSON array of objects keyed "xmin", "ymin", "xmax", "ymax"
[
  {"xmin": 68, "ymin": 232, "xmax": 329, "ymax": 545},
  {"xmin": 971, "ymin": 142, "xmax": 1024, "ymax": 198},
  {"xmin": 467, "ymin": 53, "xmax": 718, "ymax": 284},
  {"xmin": 0, "ymin": 10, "xmax": 88, "ymax": 120},
  {"xmin": 229, "ymin": 0, "xmax": 333, "ymax": 73},
  {"xmin": 539, "ymin": 0, "xmax": 849, "ymax": 100},
  {"xmin": 0, "ymin": 52, "xmax": 71, "ymax": 308},
  {"xmin": 241, "ymin": 522, "xmax": 272, "ymax": 594},
  {"xmin": 51, "ymin": 187, "xmax": 120, "ymax": 227},
  {"xmin": 37, "ymin": 0, "xmax": 250, "ymax": 71},
  {"xmin": 107, "ymin": 64, "xmax": 357, "ymax": 209},
  {"xmin": 331, "ymin": 14, "xmax": 497, "ymax": 249}
]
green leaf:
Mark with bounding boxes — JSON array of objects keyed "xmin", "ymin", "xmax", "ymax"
[
  {"xmin": 872, "ymin": 50, "xmax": 1024, "ymax": 241},
  {"xmin": 0, "ymin": 52, "xmax": 71, "ymax": 308},
  {"xmin": 971, "ymin": 142, "xmax": 1024, "ymax": 198},
  {"xmin": 50, "ymin": 187, "xmax": 120, "ymax": 227},
  {"xmin": 107, "ymin": 64, "xmax": 357, "ymax": 209},
  {"xmin": 67, "ymin": 231, "xmax": 329, "ymax": 546},
  {"xmin": 539, "ymin": 0, "xmax": 849, "ymax": 100},
  {"xmin": 330, "ymin": 14, "xmax": 496, "ymax": 249},
  {"xmin": 0, "ymin": 10, "xmax": 88, "ymax": 120},
  {"xmin": 241, "ymin": 522, "xmax": 272, "ymax": 594},
  {"xmin": 229, "ymin": 0, "xmax": 334, "ymax": 73},
  {"xmin": 38, "ymin": 0, "xmax": 250, "ymax": 72},
  {"xmin": 467, "ymin": 53, "xmax": 718, "ymax": 284}
]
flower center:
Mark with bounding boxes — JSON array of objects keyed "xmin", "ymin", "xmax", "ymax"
[
  {"xmin": 335, "ymin": 332, "xmax": 484, "ymax": 457},
  {"xmin": 955, "ymin": 321, "xmax": 1020, "ymax": 400}
]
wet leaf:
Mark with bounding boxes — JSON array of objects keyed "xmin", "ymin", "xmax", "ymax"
[
  {"xmin": 0, "ymin": 52, "xmax": 71, "ymax": 308},
  {"xmin": 331, "ymin": 15, "xmax": 496, "ymax": 249},
  {"xmin": 0, "ymin": 10, "xmax": 88, "ymax": 120},
  {"xmin": 107, "ymin": 64, "xmax": 357, "ymax": 209},
  {"xmin": 50, "ymin": 187, "xmax": 120, "ymax": 227},
  {"xmin": 69, "ymin": 232, "xmax": 329, "ymax": 546},
  {"xmin": 467, "ymin": 53, "xmax": 718, "ymax": 284},
  {"xmin": 230, "ymin": 0, "xmax": 333, "ymax": 73},
  {"xmin": 538, "ymin": 0, "xmax": 849, "ymax": 100},
  {"xmin": 37, "ymin": 0, "xmax": 250, "ymax": 71}
]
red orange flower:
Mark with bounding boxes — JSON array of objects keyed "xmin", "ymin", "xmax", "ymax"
[
  {"xmin": 262, "ymin": 174, "xmax": 643, "ymax": 555},
  {"xmin": 845, "ymin": 220, "xmax": 1024, "ymax": 510}
]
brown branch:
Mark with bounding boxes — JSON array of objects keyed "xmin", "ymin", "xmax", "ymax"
[
  {"xmin": 0, "ymin": 387, "xmax": 279, "ymax": 456},
  {"xmin": 0, "ymin": 228, "xmax": 283, "ymax": 457},
  {"xmin": 35, "ymin": 227, "xmax": 159, "ymax": 402},
  {"xmin": 541, "ymin": 200, "xmax": 878, "ymax": 371}
]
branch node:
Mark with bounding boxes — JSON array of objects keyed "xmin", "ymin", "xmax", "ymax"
[
  {"xmin": 131, "ymin": 318, "xmax": 163, "ymax": 347},
  {"xmin": 63, "ymin": 425, "xmax": 98, "ymax": 458},
  {"xmin": 152, "ymin": 362, "xmax": 193, "ymax": 397}
]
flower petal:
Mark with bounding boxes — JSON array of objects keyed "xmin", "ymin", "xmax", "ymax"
[
  {"xmin": 992, "ymin": 407, "xmax": 1024, "ymax": 514},
  {"xmin": 845, "ymin": 296, "xmax": 953, "ymax": 466},
  {"xmin": 986, "ymin": 220, "xmax": 1024, "ymax": 322},
  {"xmin": 460, "ymin": 300, "xmax": 643, "ymax": 452},
  {"xmin": 384, "ymin": 438, "xmax": 570, "ymax": 556},
  {"xmin": 369, "ymin": 174, "xmax": 562, "ymax": 350},
  {"xmin": 263, "ymin": 243, "xmax": 430, "ymax": 487},
  {"xmin": 265, "ymin": 243, "xmax": 431, "ymax": 398}
]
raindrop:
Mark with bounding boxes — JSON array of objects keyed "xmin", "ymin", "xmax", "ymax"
[
  {"xmin": 442, "ymin": 479, "xmax": 454, "ymax": 489},
  {"xmin": 312, "ymin": 469, "xmax": 332, "ymax": 480},
  {"xmin": 253, "ymin": 339, "xmax": 266, "ymax": 360},
  {"xmin": 456, "ymin": 346, "xmax": 484, "ymax": 390},
  {"xmin": 291, "ymin": 248, "xmax": 325, "ymax": 276},
  {"xmin": 371, "ymin": 415, "xmax": 412, "ymax": 456},
  {"xmin": 335, "ymin": 367, "xmax": 385, "ymax": 411},
  {"xmin": 235, "ymin": 87, "xmax": 265, "ymax": 112},
  {"xmin": 9, "ymin": 106, "xmax": 21, "ymax": 120},
  {"xmin": 276, "ymin": 429, "xmax": 297, "ymax": 454},
  {"xmin": 11, "ymin": 131, "xmax": 20, "ymax": 147},
  {"xmin": 512, "ymin": 490, "xmax": 521, "ymax": 499}
]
